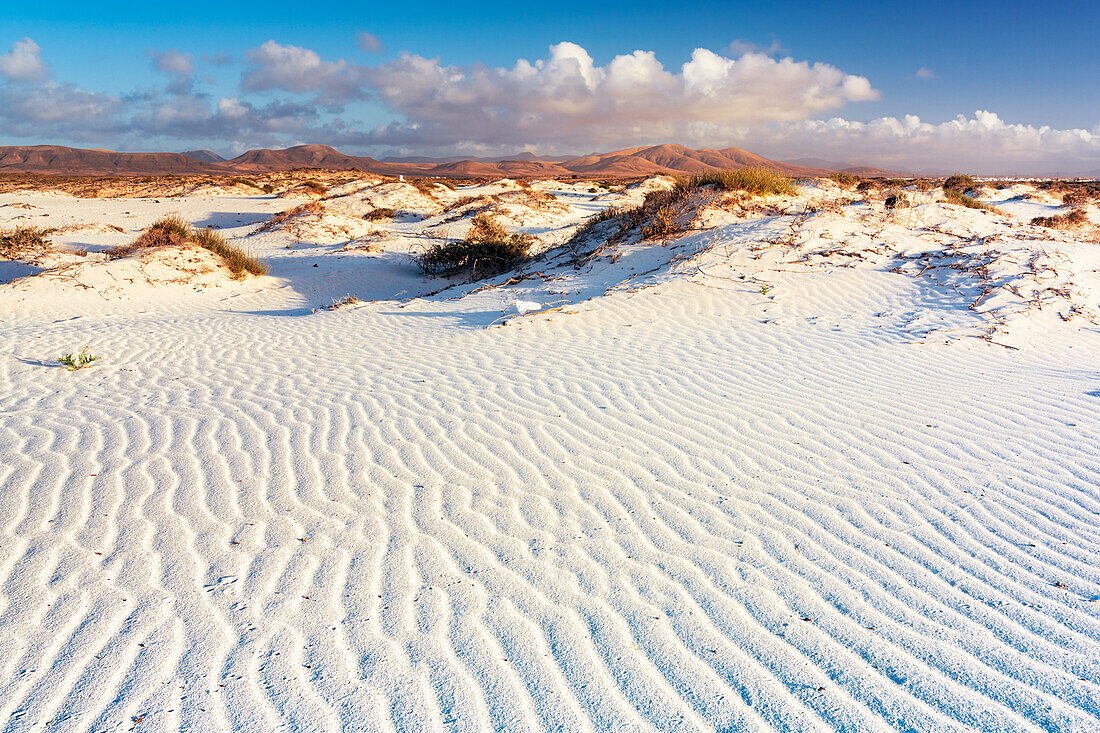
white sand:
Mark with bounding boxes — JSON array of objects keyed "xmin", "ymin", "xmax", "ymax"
[{"xmin": 1, "ymin": 181, "xmax": 1099, "ymax": 731}]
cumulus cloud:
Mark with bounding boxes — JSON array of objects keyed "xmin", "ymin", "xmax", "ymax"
[
  {"xmin": 0, "ymin": 38, "xmax": 50, "ymax": 82},
  {"xmin": 915, "ymin": 67, "xmax": 936, "ymax": 79},
  {"xmin": 359, "ymin": 42, "xmax": 878, "ymax": 148},
  {"xmin": 356, "ymin": 32, "xmax": 383, "ymax": 53},
  {"xmin": 242, "ymin": 40, "xmax": 368, "ymax": 103},
  {"xmin": 740, "ymin": 111, "xmax": 1100, "ymax": 173},
  {"xmin": 150, "ymin": 49, "xmax": 194, "ymax": 76}
]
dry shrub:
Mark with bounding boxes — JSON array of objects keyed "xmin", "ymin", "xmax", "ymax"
[
  {"xmin": 1031, "ymin": 209, "xmax": 1089, "ymax": 229},
  {"xmin": 443, "ymin": 195, "xmax": 480, "ymax": 212},
  {"xmin": 413, "ymin": 213, "xmax": 535, "ymax": 277},
  {"xmin": 302, "ymin": 180, "xmax": 328, "ymax": 194},
  {"xmin": 112, "ymin": 215, "xmax": 267, "ymax": 278},
  {"xmin": 0, "ymin": 225, "xmax": 56, "ymax": 258},
  {"xmin": 257, "ymin": 201, "xmax": 324, "ymax": 232},
  {"xmin": 827, "ymin": 172, "xmax": 858, "ymax": 187}
]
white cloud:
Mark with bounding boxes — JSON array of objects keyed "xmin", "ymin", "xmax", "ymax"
[
  {"xmin": 0, "ymin": 38, "xmax": 50, "ymax": 82},
  {"xmin": 915, "ymin": 67, "xmax": 936, "ymax": 79},
  {"xmin": 741, "ymin": 111, "xmax": 1100, "ymax": 173},
  {"xmin": 727, "ymin": 38, "xmax": 786, "ymax": 57},
  {"xmin": 356, "ymin": 32, "xmax": 383, "ymax": 53},
  {"xmin": 150, "ymin": 49, "xmax": 195, "ymax": 76},
  {"xmin": 360, "ymin": 42, "xmax": 878, "ymax": 148},
  {"xmin": 242, "ymin": 40, "xmax": 367, "ymax": 102}
]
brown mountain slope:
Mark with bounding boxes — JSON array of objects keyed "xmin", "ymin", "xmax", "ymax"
[
  {"xmin": 0, "ymin": 145, "xmax": 230, "ymax": 176},
  {"xmin": 0, "ymin": 143, "xmax": 886, "ymax": 178}
]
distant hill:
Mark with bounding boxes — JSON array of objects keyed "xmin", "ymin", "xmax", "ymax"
[
  {"xmin": 0, "ymin": 142, "xmax": 893, "ymax": 179},
  {"xmin": 181, "ymin": 149, "xmax": 226, "ymax": 163},
  {"xmin": 0, "ymin": 145, "xmax": 227, "ymax": 176}
]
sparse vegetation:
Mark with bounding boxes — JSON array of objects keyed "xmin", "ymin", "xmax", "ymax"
[
  {"xmin": 58, "ymin": 346, "xmax": 100, "ymax": 371},
  {"xmin": 302, "ymin": 179, "xmax": 328, "ymax": 194},
  {"xmin": 112, "ymin": 214, "xmax": 267, "ymax": 277},
  {"xmin": 1031, "ymin": 209, "xmax": 1089, "ymax": 229},
  {"xmin": 673, "ymin": 168, "xmax": 796, "ymax": 197},
  {"xmin": 230, "ymin": 177, "xmax": 263, "ymax": 190},
  {"xmin": 827, "ymin": 172, "xmax": 858, "ymax": 187},
  {"xmin": 0, "ymin": 225, "xmax": 56, "ymax": 258},
  {"xmin": 413, "ymin": 213, "xmax": 535, "ymax": 277},
  {"xmin": 943, "ymin": 189, "xmax": 998, "ymax": 212},
  {"xmin": 258, "ymin": 201, "xmax": 324, "ymax": 232},
  {"xmin": 321, "ymin": 295, "xmax": 362, "ymax": 310},
  {"xmin": 363, "ymin": 207, "xmax": 396, "ymax": 221}
]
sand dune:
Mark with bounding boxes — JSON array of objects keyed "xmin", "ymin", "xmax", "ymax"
[{"xmin": 1, "ymin": 177, "xmax": 1098, "ymax": 731}]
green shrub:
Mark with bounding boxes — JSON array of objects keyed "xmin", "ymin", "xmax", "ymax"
[
  {"xmin": 943, "ymin": 174, "xmax": 976, "ymax": 193},
  {"xmin": 363, "ymin": 207, "xmax": 396, "ymax": 221},
  {"xmin": 413, "ymin": 213, "xmax": 535, "ymax": 277}
]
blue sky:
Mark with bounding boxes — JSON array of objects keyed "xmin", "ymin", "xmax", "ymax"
[{"xmin": 2, "ymin": 1, "xmax": 1098, "ymax": 172}]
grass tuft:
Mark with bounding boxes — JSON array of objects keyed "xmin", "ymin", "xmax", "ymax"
[
  {"xmin": 0, "ymin": 225, "xmax": 57, "ymax": 259},
  {"xmin": 942, "ymin": 190, "xmax": 998, "ymax": 212},
  {"xmin": 673, "ymin": 168, "xmax": 796, "ymax": 197},
  {"xmin": 827, "ymin": 172, "xmax": 858, "ymax": 187},
  {"xmin": 113, "ymin": 215, "xmax": 267, "ymax": 277}
]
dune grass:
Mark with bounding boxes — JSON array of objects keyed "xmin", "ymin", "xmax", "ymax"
[
  {"xmin": 113, "ymin": 214, "xmax": 267, "ymax": 278},
  {"xmin": 58, "ymin": 346, "xmax": 100, "ymax": 371},
  {"xmin": 673, "ymin": 168, "xmax": 796, "ymax": 197},
  {"xmin": 943, "ymin": 190, "xmax": 998, "ymax": 212},
  {"xmin": 0, "ymin": 225, "xmax": 57, "ymax": 258},
  {"xmin": 414, "ymin": 213, "xmax": 535, "ymax": 277}
]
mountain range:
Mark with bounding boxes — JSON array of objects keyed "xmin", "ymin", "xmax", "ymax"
[{"xmin": 0, "ymin": 143, "xmax": 898, "ymax": 179}]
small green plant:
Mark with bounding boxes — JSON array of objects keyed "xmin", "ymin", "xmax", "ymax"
[
  {"xmin": 760, "ymin": 283, "xmax": 770, "ymax": 296},
  {"xmin": 58, "ymin": 347, "xmax": 100, "ymax": 371}
]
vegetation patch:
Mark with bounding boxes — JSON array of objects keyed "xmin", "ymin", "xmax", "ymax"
[
  {"xmin": 827, "ymin": 172, "xmax": 858, "ymax": 187},
  {"xmin": 258, "ymin": 201, "xmax": 325, "ymax": 232},
  {"xmin": 943, "ymin": 174, "xmax": 976, "ymax": 193},
  {"xmin": 672, "ymin": 168, "xmax": 796, "ymax": 197},
  {"xmin": 1031, "ymin": 209, "xmax": 1089, "ymax": 229},
  {"xmin": 942, "ymin": 190, "xmax": 998, "ymax": 212},
  {"xmin": 0, "ymin": 225, "xmax": 57, "ymax": 259},
  {"xmin": 413, "ymin": 213, "xmax": 535, "ymax": 277},
  {"xmin": 112, "ymin": 214, "xmax": 267, "ymax": 278},
  {"xmin": 363, "ymin": 207, "xmax": 396, "ymax": 221}
]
